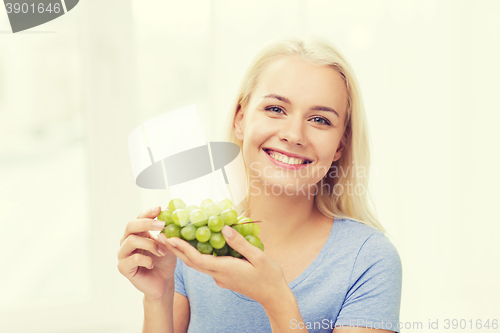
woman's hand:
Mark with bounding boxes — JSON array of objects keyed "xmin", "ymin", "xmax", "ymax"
[
  {"xmin": 164, "ymin": 225, "xmax": 289, "ymax": 308},
  {"xmin": 117, "ymin": 206, "xmax": 177, "ymax": 301}
]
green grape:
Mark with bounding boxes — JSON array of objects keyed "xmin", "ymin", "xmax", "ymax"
[
  {"xmin": 238, "ymin": 217, "xmax": 253, "ymax": 223},
  {"xmin": 250, "ymin": 223, "xmax": 260, "ymax": 237},
  {"xmin": 209, "ymin": 232, "xmax": 226, "ymax": 249},
  {"xmin": 196, "ymin": 226, "xmax": 212, "ymax": 243},
  {"xmin": 220, "ymin": 209, "xmax": 238, "ymax": 225},
  {"xmin": 157, "ymin": 210, "xmax": 174, "ymax": 225},
  {"xmin": 207, "ymin": 215, "xmax": 224, "ymax": 232},
  {"xmin": 214, "ymin": 244, "xmax": 229, "ymax": 256},
  {"xmin": 172, "ymin": 209, "xmax": 190, "ymax": 227},
  {"xmin": 233, "ymin": 223, "xmax": 253, "ymax": 237},
  {"xmin": 163, "ymin": 197, "xmax": 263, "ymax": 255},
  {"xmin": 232, "ymin": 225, "xmax": 241, "ymax": 234},
  {"xmin": 200, "ymin": 198, "xmax": 213, "ymax": 210},
  {"xmin": 190, "ymin": 209, "xmax": 208, "ymax": 227},
  {"xmin": 245, "ymin": 235, "xmax": 263, "ymax": 249},
  {"xmin": 162, "ymin": 224, "xmax": 181, "ymax": 238},
  {"xmin": 180, "ymin": 224, "xmax": 197, "ymax": 241},
  {"xmin": 197, "ymin": 241, "xmax": 213, "ymax": 254},
  {"xmin": 185, "ymin": 205, "xmax": 200, "ymax": 216},
  {"xmin": 169, "ymin": 198, "xmax": 186, "ymax": 211},
  {"xmin": 216, "ymin": 198, "xmax": 233, "ymax": 211},
  {"xmin": 203, "ymin": 203, "xmax": 222, "ymax": 217},
  {"xmin": 228, "ymin": 246, "xmax": 242, "ymax": 258}
]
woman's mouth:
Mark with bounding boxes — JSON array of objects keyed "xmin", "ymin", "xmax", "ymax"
[{"xmin": 263, "ymin": 148, "xmax": 312, "ymax": 169}]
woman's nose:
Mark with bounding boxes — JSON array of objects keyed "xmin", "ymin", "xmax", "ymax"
[{"xmin": 278, "ymin": 117, "xmax": 306, "ymax": 147}]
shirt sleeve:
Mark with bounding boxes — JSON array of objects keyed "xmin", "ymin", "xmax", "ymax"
[
  {"xmin": 335, "ymin": 231, "xmax": 403, "ymax": 332},
  {"xmin": 174, "ymin": 257, "xmax": 187, "ymax": 297}
]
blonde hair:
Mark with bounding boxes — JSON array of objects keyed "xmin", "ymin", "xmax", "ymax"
[{"xmin": 223, "ymin": 36, "xmax": 386, "ymax": 234}]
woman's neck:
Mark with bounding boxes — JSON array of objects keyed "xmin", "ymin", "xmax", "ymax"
[{"xmin": 247, "ymin": 184, "xmax": 323, "ymax": 246}]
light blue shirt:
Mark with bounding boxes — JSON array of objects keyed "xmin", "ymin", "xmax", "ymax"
[{"xmin": 174, "ymin": 217, "xmax": 403, "ymax": 333}]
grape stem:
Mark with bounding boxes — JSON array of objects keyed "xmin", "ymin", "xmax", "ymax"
[{"xmin": 238, "ymin": 220, "xmax": 264, "ymax": 225}]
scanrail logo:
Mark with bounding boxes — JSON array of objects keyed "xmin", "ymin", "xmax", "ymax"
[{"xmin": 3, "ymin": 0, "xmax": 79, "ymax": 33}]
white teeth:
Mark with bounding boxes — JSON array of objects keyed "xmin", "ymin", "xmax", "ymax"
[{"xmin": 267, "ymin": 150, "xmax": 307, "ymax": 165}]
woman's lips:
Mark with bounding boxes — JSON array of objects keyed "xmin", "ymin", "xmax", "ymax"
[
  {"xmin": 263, "ymin": 149, "xmax": 311, "ymax": 170},
  {"xmin": 263, "ymin": 148, "xmax": 312, "ymax": 162}
]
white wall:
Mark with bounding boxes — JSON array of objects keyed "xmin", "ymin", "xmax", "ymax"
[{"xmin": 0, "ymin": 0, "xmax": 498, "ymax": 332}]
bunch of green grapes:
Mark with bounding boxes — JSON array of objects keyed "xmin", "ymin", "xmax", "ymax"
[{"xmin": 158, "ymin": 198, "xmax": 264, "ymax": 258}]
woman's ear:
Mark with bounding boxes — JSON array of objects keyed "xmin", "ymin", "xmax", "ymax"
[
  {"xmin": 333, "ymin": 133, "xmax": 348, "ymax": 162},
  {"xmin": 233, "ymin": 105, "xmax": 245, "ymax": 141}
]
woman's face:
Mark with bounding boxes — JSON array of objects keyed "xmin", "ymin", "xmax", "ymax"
[{"xmin": 234, "ymin": 56, "xmax": 348, "ymax": 196}]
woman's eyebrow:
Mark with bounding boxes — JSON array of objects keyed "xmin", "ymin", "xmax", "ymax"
[{"xmin": 262, "ymin": 94, "xmax": 340, "ymax": 118}]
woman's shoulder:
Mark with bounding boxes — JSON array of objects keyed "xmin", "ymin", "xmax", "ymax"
[
  {"xmin": 334, "ymin": 217, "xmax": 384, "ymax": 242},
  {"xmin": 333, "ymin": 218, "xmax": 400, "ymax": 263}
]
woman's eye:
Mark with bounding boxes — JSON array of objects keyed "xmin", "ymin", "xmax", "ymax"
[
  {"xmin": 310, "ymin": 116, "xmax": 331, "ymax": 125},
  {"xmin": 265, "ymin": 106, "xmax": 285, "ymax": 114},
  {"xmin": 264, "ymin": 107, "xmax": 331, "ymax": 125}
]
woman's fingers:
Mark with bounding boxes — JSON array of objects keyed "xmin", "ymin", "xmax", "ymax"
[
  {"xmin": 167, "ymin": 238, "xmax": 226, "ymax": 275},
  {"xmin": 118, "ymin": 205, "xmax": 163, "ymax": 245},
  {"xmin": 118, "ymin": 234, "xmax": 167, "ymax": 260},
  {"xmin": 163, "ymin": 238, "xmax": 195, "ymax": 267},
  {"xmin": 221, "ymin": 225, "xmax": 263, "ymax": 265},
  {"xmin": 120, "ymin": 217, "xmax": 166, "ymax": 246},
  {"xmin": 137, "ymin": 205, "xmax": 162, "ymax": 220},
  {"xmin": 157, "ymin": 233, "xmax": 168, "ymax": 245},
  {"xmin": 117, "ymin": 252, "xmax": 155, "ymax": 279}
]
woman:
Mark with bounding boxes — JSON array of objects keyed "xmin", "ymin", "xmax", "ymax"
[{"xmin": 118, "ymin": 37, "xmax": 402, "ymax": 333}]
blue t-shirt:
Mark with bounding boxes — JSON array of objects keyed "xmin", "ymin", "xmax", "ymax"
[{"xmin": 174, "ymin": 217, "xmax": 403, "ymax": 333}]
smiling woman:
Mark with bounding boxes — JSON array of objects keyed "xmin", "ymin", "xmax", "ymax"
[
  {"xmin": 227, "ymin": 38, "xmax": 384, "ymax": 233},
  {"xmin": 119, "ymin": 36, "xmax": 402, "ymax": 333}
]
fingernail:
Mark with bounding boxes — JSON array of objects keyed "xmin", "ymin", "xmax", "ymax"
[
  {"xmin": 167, "ymin": 239, "xmax": 177, "ymax": 248},
  {"xmin": 153, "ymin": 205, "xmax": 161, "ymax": 212},
  {"xmin": 158, "ymin": 233, "xmax": 167, "ymax": 244},
  {"xmin": 222, "ymin": 225, "xmax": 235, "ymax": 239},
  {"xmin": 158, "ymin": 247, "xmax": 166, "ymax": 256},
  {"xmin": 153, "ymin": 221, "xmax": 165, "ymax": 229}
]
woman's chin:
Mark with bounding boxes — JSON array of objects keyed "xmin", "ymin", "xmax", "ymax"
[{"xmin": 249, "ymin": 176, "xmax": 318, "ymax": 197}]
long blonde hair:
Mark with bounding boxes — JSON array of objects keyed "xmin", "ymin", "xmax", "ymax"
[{"xmin": 223, "ymin": 36, "xmax": 385, "ymax": 233}]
